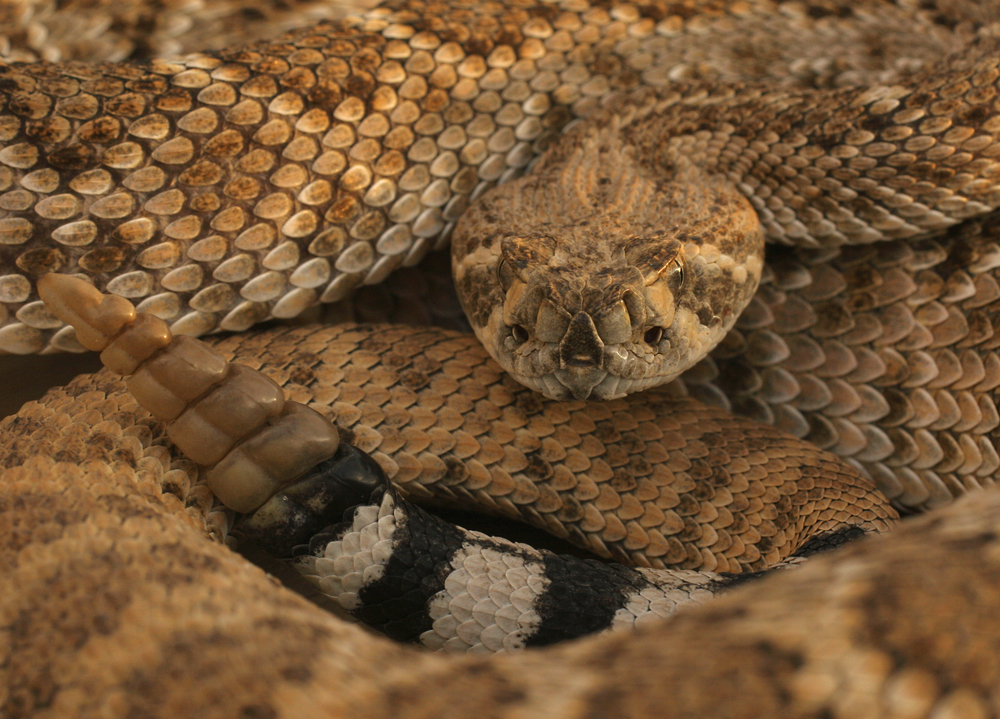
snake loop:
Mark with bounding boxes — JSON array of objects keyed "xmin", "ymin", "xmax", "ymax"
[{"xmin": 5, "ymin": 1, "xmax": 1000, "ymax": 717}]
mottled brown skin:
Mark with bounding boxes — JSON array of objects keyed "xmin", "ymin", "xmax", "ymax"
[
  {"xmin": 0, "ymin": 369, "xmax": 994, "ymax": 719},
  {"xmin": 224, "ymin": 325, "xmax": 900, "ymax": 569},
  {"xmin": 0, "ymin": 0, "xmax": 367, "ymax": 64},
  {"xmin": 692, "ymin": 213, "xmax": 1000, "ymax": 512},
  {"xmin": 4, "ymin": 0, "xmax": 1000, "ymax": 717},
  {"xmin": 385, "ymin": 196, "xmax": 1000, "ymax": 516},
  {"xmin": 449, "ymin": 32, "xmax": 1000, "ymax": 398},
  {"xmin": 0, "ymin": 0, "xmax": 995, "ymax": 355}
]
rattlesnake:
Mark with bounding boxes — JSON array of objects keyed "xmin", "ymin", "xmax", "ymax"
[{"xmin": 6, "ymin": 0, "xmax": 1000, "ymax": 716}]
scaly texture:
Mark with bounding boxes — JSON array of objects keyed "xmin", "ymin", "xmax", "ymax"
[
  {"xmin": 0, "ymin": 0, "xmax": 370, "ymax": 64},
  {"xmin": 1, "ymin": 394, "xmax": 998, "ymax": 718},
  {"xmin": 4, "ymin": 0, "xmax": 1000, "ymax": 716},
  {"xmin": 20, "ymin": 273, "xmax": 897, "ymax": 655},
  {"xmin": 5, "ymin": 323, "xmax": 896, "ymax": 570},
  {"xmin": 283, "ymin": 451, "xmax": 870, "ymax": 652},
  {"xmin": 0, "ymin": 0, "xmax": 979, "ymax": 353}
]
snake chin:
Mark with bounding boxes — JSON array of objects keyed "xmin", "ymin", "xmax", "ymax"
[{"xmin": 515, "ymin": 367, "xmax": 668, "ymax": 402}]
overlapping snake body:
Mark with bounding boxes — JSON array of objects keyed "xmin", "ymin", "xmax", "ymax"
[
  {"xmin": 31, "ymin": 272, "xmax": 897, "ymax": 650},
  {"xmin": 6, "ymin": 1, "xmax": 1000, "ymax": 717}
]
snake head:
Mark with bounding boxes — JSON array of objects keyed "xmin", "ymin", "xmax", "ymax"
[{"xmin": 452, "ymin": 145, "xmax": 765, "ymax": 401}]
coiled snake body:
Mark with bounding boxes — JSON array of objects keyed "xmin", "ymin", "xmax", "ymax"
[{"xmin": 5, "ymin": 1, "xmax": 1000, "ymax": 717}]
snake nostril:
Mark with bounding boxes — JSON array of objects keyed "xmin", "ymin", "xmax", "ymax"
[
  {"xmin": 511, "ymin": 324, "xmax": 529, "ymax": 344},
  {"xmin": 644, "ymin": 327, "xmax": 663, "ymax": 346}
]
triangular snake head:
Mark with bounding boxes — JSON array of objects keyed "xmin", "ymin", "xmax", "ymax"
[{"xmin": 452, "ymin": 126, "xmax": 765, "ymax": 401}]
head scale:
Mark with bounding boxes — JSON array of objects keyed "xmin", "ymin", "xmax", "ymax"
[{"xmin": 452, "ymin": 136, "xmax": 765, "ymax": 401}]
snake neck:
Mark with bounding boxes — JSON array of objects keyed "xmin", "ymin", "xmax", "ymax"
[{"xmin": 452, "ymin": 118, "xmax": 765, "ymax": 401}]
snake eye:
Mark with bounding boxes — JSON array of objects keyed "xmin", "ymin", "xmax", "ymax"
[
  {"xmin": 511, "ymin": 324, "xmax": 529, "ymax": 344},
  {"xmin": 644, "ymin": 327, "xmax": 663, "ymax": 346},
  {"xmin": 666, "ymin": 258, "xmax": 685, "ymax": 290},
  {"xmin": 497, "ymin": 258, "xmax": 515, "ymax": 290}
]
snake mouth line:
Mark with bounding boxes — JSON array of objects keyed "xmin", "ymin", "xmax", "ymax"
[
  {"xmin": 516, "ymin": 367, "xmax": 669, "ymax": 401},
  {"xmin": 495, "ymin": 329, "xmax": 692, "ymax": 401},
  {"xmin": 554, "ymin": 367, "xmax": 609, "ymax": 400}
]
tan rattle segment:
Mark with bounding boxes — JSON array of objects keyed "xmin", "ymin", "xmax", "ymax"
[{"xmin": 36, "ymin": 273, "xmax": 340, "ymax": 513}]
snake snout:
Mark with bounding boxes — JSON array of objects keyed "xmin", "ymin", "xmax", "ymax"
[
  {"xmin": 554, "ymin": 311, "xmax": 608, "ymax": 399},
  {"xmin": 559, "ymin": 311, "xmax": 604, "ymax": 369}
]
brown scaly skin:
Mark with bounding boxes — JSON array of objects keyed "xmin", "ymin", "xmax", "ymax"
[
  {"xmin": 2, "ymin": 0, "xmax": 1000, "ymax": 716},
  {"xmin": 694, "ymin": 215, "xmax": 1000, "ymax": 512},
  {"xmin": 0, "ymin": 0, "xmax": 988, "ymax": 357},
  {"xmin": 423, "ymin": 182, "xmax": 1000, "ymax": 518},
  {"xmin": 67, "ymin": 322, "xmax": 904, "ymax": 570},
  {"xmin": 0, "ymin": 324, "xmax": 903, "ymax": 716},
  {"xmin": 452, "ymin": 37, "xmax": 1000, "ymax": 397},
  {"xmin": 3, "ymin": 0, "xmax": 1000, "ymax": 507},
  {"xmin": 267, "ymin": 215, "xmax": 1000, "ymax": 516},
  {"xmin": 0, "ymin": 0, "xmax": 369, "ymax": 64},
  {"xmin": 0, "ymin": 379, "xmax": 994, "ymax": 718}
]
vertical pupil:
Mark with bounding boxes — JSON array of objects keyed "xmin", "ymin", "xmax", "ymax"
[{"xmin": 671, "ymin": 262, "xmax": 684, "ymax": 288}]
